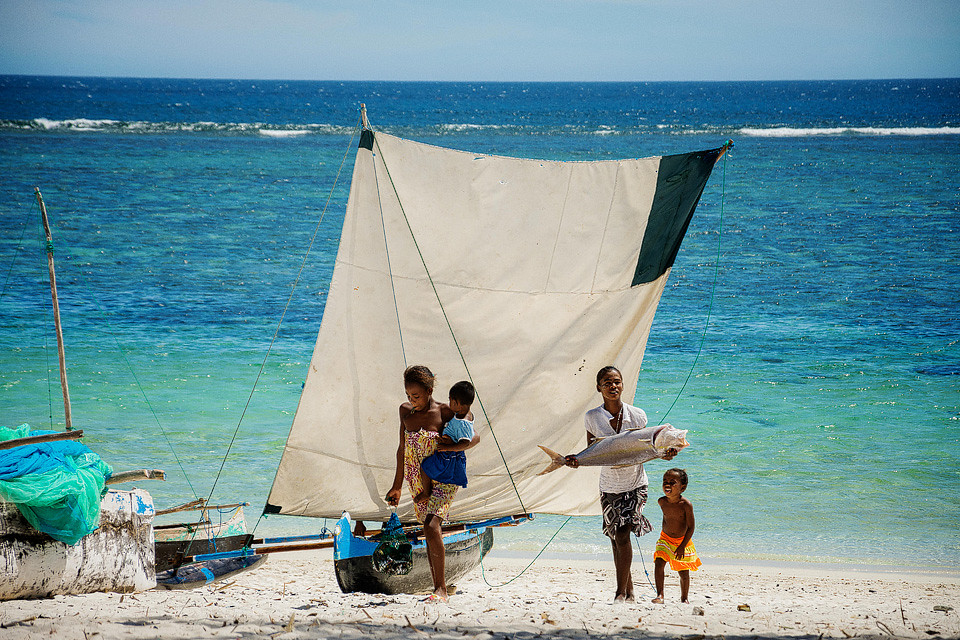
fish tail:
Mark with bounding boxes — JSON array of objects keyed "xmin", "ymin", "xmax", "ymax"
[{"xmin": 537, "ymin": 445, "xmax": 566, "ymax": 475}]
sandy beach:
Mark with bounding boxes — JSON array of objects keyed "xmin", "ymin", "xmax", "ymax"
[{"xmin": 1, "ymin": 551, "xmax": 957, "ymax": 639}]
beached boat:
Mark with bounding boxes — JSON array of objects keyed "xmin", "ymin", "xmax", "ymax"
[
  {"xmin": 0, "ymin": 488, "xmax": 156, "ymax": 599},
  {"xmin": 261, "ymin": 107, "xmax": 729, "ymax": 593},
  {"xmin": 0, "ymin": 189, "xmax": 160, "ymax": 600},
  {"xmin": 0, "ymin": 189, "xmax": 253, "ymax": 598},
  {"xmin": 153, "ymin": 501, "xmax": 253, "ymax": 573}
]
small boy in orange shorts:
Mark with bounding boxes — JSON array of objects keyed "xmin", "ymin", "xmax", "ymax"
[{"xmin": 652, "ymin": 468, "xmax": 701, "ymax": 604}]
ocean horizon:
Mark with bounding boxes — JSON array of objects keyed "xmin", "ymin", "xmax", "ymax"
[{"xmin": 1, "ymin": 76, "xmax": 958, "ymax": 568}]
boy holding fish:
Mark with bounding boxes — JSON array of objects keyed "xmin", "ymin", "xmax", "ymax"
[{"xmin": 564, "ymin": 366, "xmax": 682, "ymax": 603}]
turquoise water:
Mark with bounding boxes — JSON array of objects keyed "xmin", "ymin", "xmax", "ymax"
[{"xmin": 1, "ymin": 77, "xmax": 958, "ymax": 566}]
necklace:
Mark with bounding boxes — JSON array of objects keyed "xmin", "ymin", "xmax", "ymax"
[{"xmin": 610, "ymin": 404, "xmax": 624, "ymax": 433}]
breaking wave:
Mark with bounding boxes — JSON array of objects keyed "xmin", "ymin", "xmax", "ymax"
[
  {"xmin": 740, "ymin": 126, "xmax": 960, "ymax": 137},
  {"xmin": 1, "ymin": 118, "xmax": 353, "ymax": 136},
  {"xmin": 4, "ymin": 118, "xmax": 959, "ymax": 139}
]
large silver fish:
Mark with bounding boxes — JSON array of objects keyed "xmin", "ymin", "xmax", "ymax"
[{"xmin": 537, "ymin": 424, "xmax": 689, "ymax": 475}]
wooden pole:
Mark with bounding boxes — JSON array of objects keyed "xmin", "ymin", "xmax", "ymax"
[
  {"xmin": 104, "ymin": 469, "xmax": 166, "ymax": 485},
  {"xmin": 0, "ymin": 429, "xmax": 84, "ymax": 451},
  {"xmin": 34, "ymin": 187, "xmax": 73, "ymax": 431},
  {"xmin": 360, "ymin": 103, "xmax": 370, "ymax": 129}
]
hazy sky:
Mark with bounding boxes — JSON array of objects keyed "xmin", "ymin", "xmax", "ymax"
[{"xmin": 1, "ymin": 0, "xmax": 958, "ymax": 81}]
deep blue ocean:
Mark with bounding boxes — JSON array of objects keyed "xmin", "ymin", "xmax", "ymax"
[{"xmin": 1, "ymin": 77, "xmax": 958, "ymax": 568}]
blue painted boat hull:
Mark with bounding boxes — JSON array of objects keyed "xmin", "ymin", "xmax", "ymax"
[
  {"xmin": 332, "ymin": 514, "xmax": 493, "ymax": 595},
  {"xmin": 155, "ymin": 554, "xmax": 267, "ymax": 590}
]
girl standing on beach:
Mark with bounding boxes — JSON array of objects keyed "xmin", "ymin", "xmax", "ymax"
[
  {"xmin": 385, "ymin": 365, "xmax": 475, "ymax": 602},
  {"xmin": 568, "ymin": 365, "xmax": 676, "ymax": 602}
]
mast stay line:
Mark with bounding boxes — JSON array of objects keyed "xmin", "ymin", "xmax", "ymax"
[{"xmin": 370, "ymin": 128, "xmax": 529, "ymax": 516}]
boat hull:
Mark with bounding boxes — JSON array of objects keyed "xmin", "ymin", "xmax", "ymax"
[
  {"xmin": 155, "ymin": 554, "xmax": 266, "ymax": 590},
  {"xmin": 0, "ymin": 489, "xmax": 156, "ymax": 600},
  {"xmin": 154, "ymin": 506, "xmax": 251, "ymax": 572},
  {"xmin": 333, "ymin": 514, "xmax": 493, "ymax": 595},
  {"xmin": 155, "ymin": 533, "xmax": 253, "ymax": 573}
]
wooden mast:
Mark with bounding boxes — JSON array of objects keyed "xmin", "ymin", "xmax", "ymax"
[
  {"xmin": 34, "ymin": 187, "xmax": 73, "ymax": 431},
  {"xmin": 360, "ymin": 103, "xmax": 370, "ymax": 129}
]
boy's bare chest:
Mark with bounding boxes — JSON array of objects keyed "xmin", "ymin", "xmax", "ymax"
[{"xmin": 660, "ymin": 500, "xmax": 687, "ymax": 523}]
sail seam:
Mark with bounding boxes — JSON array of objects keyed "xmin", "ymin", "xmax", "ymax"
[
  {"xmin": 337, "ymin": 261, "xmax": 650, "ymax": 296},
  {"xmin": 543, "ymin": 165, "xmax": 574, "ymax": 293},
  {"xmin": 589, "ymin": 162, "xmax": 623, "ymax": 292}
]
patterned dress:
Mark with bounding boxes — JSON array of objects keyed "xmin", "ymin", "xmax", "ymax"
[{"xmin": 403, "ymin": 429, "xmax": 458, "ymax": 523}]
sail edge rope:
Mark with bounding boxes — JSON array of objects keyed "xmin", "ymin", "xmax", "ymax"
[
  {"xmin": 243, "ymin": 116, "xmax": 363, "ymax": 539},
  {"xmin": 654, "ymin": 144, "xmax": 730, "ymax": 425}
]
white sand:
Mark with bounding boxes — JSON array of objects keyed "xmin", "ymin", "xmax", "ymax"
[{"xmin": 1, "ymin": 551, "xmax": 958, "ymax": 639}]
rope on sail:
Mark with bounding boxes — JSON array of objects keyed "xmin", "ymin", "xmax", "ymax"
[
  {"xmin": 481, "ymin": 142, "xmax": 733, "ymax": 588},
  {"xmin": 244, "ymin": 116, "xmax": 363, "ymax": 538},
  {"xmin": 372, "ymin": 145, "xmax": 407, "ymax": 366},
  {"xmin": 371, "ymin": 133, "xmax": 529, "ymax": 516},
  {"xmin": 655, "ymin": 141, "xmax": 731, "ymax": 425}
]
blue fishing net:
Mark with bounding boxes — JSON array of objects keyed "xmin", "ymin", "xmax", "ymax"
[
  {"xmin": 371, "ymin": 512, "xmax": 412, "ymax": 575},
  {"xmin": 0, "ymin": 424, "xmax": 112, "ymax": 545}
]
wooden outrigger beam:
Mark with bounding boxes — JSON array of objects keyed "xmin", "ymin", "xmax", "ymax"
[
  {"xmin": 154, "ymin": 500, "xmax": 247, "ymax": 516},
  {"xmin": 154, "ymin": 499, "xmax": 207, "ymax": 516},
  {"xmin": 0, "ymin": 429, "xmax": 84, "ymax": 451},
  {"xmin": 361, "ymin": 513, "xmax": 534, "ymax": 539},
  {"xmin": 35, "ymin": 187, "xmax": 73, "ymax": 431},
  {"xmin": 105, "ymin": 469, "xmax": 166, "ymax": 485},
  {"xmin": 183, "ymin": 537, "xmax": 335, "ymax": 563},
  {"xmin": 185, "ymin": 513, "xmax": 534, "ymax": 564}
]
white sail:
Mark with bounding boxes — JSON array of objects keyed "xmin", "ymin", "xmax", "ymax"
[{"xmin": 267, "ymin": 129, "xmax": 724, "ymax": 522}]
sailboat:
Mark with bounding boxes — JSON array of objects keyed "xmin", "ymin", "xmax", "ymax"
[{"xmin": 261, "ymin": 107, "xmax": 729, "ymax": 594}]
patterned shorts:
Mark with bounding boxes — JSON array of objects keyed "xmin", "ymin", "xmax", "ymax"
[{"xmin": 600, "ymin": 486, "xmax": 653, "ymax": 539}]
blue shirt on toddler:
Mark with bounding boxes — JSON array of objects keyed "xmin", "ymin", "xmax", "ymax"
[{"xmin": 421, "ymin": 416, "xmax": 474, "ymax": 488}]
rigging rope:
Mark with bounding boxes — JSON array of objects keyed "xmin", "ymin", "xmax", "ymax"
[
  {"xmin": 655, "ymin": 142, "xmax": 730, "ymax": 425},
  {"xmin": 245, "ymin": 116, "xmax": 363, "ymax": 538},
  {"xmin": 45, "ymin": 240, "xmax": 204, "ymax": 499},
  {"xmin": 479, "ymin": 515, "xmax": 572, "ymax": 587},
  {"xmin": 371, "ymin": 132, "xmax": 528, "ymax": 516},
  {"xmin": 0, "ymin": 202, "xmax": 31, "ymax": 302},
  {"xmin": 36, "ymin": 213, "xmax": 55, "ymax": 430}
]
